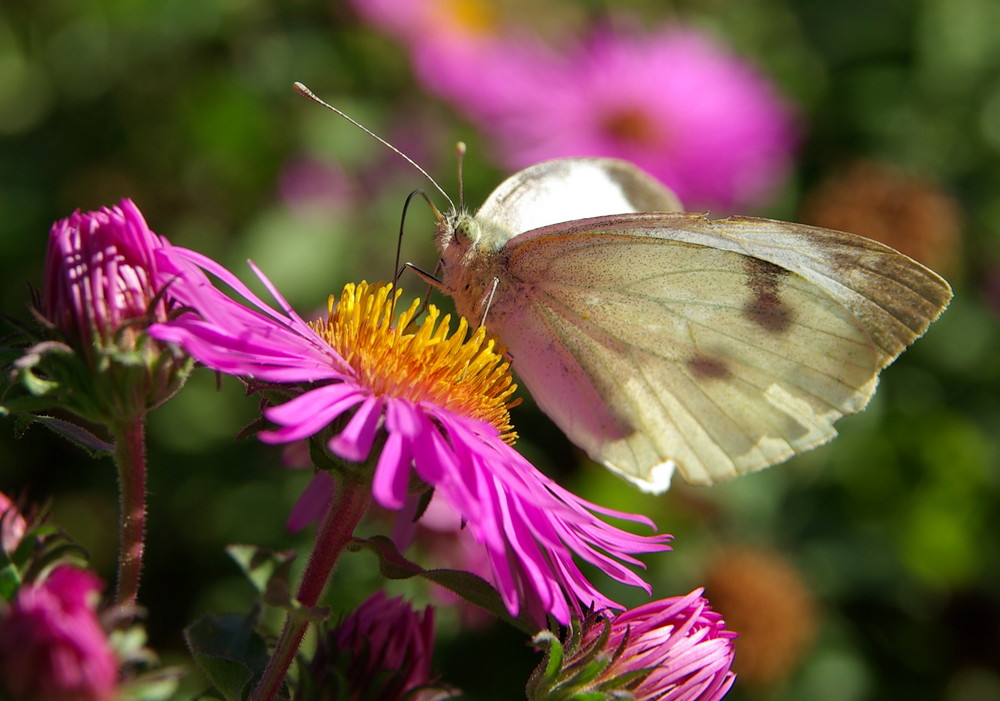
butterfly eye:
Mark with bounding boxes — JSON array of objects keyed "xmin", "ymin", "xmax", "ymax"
[{"xmin": 454, "ymin": 217, "xmax": 481, "ymax": 245}]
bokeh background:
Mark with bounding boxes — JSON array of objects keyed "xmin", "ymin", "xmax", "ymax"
[{"xmin": 2, "ymin": 1, "xmax": 999, "ymax": 699}]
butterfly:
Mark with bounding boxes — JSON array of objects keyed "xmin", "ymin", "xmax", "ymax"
[
  {"xmin": 434, "ymin": 157, "xmax": 952, "ymax": 492},
  {"xmin": 292, "ymin": 83, "xmax": 952, "ymax": 493}
]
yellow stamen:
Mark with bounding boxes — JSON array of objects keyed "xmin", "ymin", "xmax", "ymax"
[{"xmin": 310, "ymin": 282, "xmax": 520, "ymax": 443}]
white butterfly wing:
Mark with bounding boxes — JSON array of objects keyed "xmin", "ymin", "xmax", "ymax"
[
  {"xmin": 480, "ymin": 212, "xmax": 952, "ymax": 491},
  {"xmin": 474, "ymin": 158, "xmax": 682, "ymax": 235}
]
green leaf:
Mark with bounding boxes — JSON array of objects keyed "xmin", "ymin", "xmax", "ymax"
[
  {"xmin": 226, "ymin": 544, "xmax": 296, "ymax": 598},
  {"xmin": 0, "ymin": 561, "xmax": 21, "ymax": 601},
  {"xmin": 185, "ymin": 612, "xmax": 274, "ymax": 701},
  {"xmin": 349, "ymin": 535, "xmax": 540, "ymax": 635},
  {"xmin": 225, "ymin": 545, "xmax": 328, "ymax": 623},
  {"xmin": 116, "ymin": 666, "xmax": 186, "ymax": 701},
  {"xmin": 26, "ymin": 415, "xmax": 114, "ymax": 455}
]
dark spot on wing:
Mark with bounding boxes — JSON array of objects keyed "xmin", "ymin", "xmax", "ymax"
[
  {"xmin": 743, "ymin": 257, "xmax": 793, "ymax": 333},
  {"xmin": 745, "ymin": 291, "xmax": 794, "ymax": 332},
  {"xmin": 745, "ymin": 257, "xmax": 787, "ymax": 295},
  {"xmin": 688, "ymin": 355, "xmax": 731, "ymax": 380}
]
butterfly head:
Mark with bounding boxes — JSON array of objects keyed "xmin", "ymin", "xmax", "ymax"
[{"xmin": 437, "ymin": 210, "xmax": 483, "ymax": 254}]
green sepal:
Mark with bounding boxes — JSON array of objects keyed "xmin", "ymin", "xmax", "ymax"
[
  {"xmin": 348, "ymin": 535, "xmax": 540, "ymax": 635},
  {"xmin": 527, "ymin": 630, "xmax": 566, "ymax": 699},
  {"xmin": 527, "ymin": 616, "xmax": 649, "ymax": 701},
  {"xmin": 567, "ymin": 655, "xmax": 615, "ymax": 690},
  {"xmin": 591, "ymin": 667, "xmax": 654, "ymax": 695},
  {"xmin": 184, "ymin": 611, "xmax": 277, "ymax": 701},
  {"xmin": 560, "ymin": 618, "xmax": 613, "ymax": 683},
  {"xmin": 533, "ymin": 631, "xmax": 565, "ymax": 684}
]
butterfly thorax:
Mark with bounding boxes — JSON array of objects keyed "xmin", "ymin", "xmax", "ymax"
[{"xmin": 436, "ymin": 210, "xmax": 515, "ymax": 323}]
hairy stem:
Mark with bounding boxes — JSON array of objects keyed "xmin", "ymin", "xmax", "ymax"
[
  {"xmin": 112, "ymin": 414, "xmax": 147, "ymax": 607},
  {"xmin": 250, "ymin": 476, "xmax": 370, "ymax": 700}
]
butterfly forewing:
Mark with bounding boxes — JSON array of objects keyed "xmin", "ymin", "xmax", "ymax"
[
  {"xmin": 482, "ymin": 212, "xmax": 951, "ymax": 490},
  {"xmin": 473, "ymin": 158, "xmax": 682, "ymax": 237}
]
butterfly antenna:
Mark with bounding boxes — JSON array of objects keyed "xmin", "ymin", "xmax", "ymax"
[
  {"xmin": 293, "ymin": 82, "xmax": 455, "ymax": 211},
  {"xmin": 455, "ymin": 141, "xmax": 467, "ymax": 212}
]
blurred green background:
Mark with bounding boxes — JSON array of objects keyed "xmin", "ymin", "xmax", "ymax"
[{"xmin": 1, "ymin": 1, "xmax": 999, "ymax": 699}]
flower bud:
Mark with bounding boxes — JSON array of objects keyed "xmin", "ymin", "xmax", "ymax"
[
  {"xmin": 528, "ymin": 589, "xmax": 736, "ymax": 701},
  {"xmin": 17, "ymin": 199, "xmax": 190, "ymax": 424},
  {"xmin": 303, "ymin": 591, "xmax": 455, "ymax": 700},
  {"xmin": 0, "ymin": 565, "xmax": 119, "ymax": 701}
]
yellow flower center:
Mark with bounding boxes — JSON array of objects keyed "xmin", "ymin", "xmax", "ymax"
[{"xmin": 310, "ymin": 282, "xmax": 519, "ymax": 443}]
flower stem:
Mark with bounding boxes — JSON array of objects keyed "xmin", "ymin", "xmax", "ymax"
[
  {"xmin": 250, "ymin": 476, "xmax": 371, "ymax": 701},
  {"xmin": 111, "ymin": 414, "xmax": 147, "ymax": 608}
]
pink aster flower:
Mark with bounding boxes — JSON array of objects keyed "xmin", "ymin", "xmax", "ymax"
[
  {"xmin": 306, "ymin": 591, "xmax": 454, "ymax": 699},
  {"xmin": 528, "ymin": 589, "xmax": 737, "ymax": 701},
  {"xmin": 426, "ymin": 27, "xmax": 797, "ymax": 211},
  {"xmin": 149, "ymin": 247, "xmax": 671, "ymax": 627},
  {"xmin": 0, "ymin": 565, "xmax": 119, "ymax": 701}
]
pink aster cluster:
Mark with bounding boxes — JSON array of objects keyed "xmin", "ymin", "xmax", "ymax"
[
  {"xmin": 350, "ymin": 0, "xmax": 796, "ymax": 211},
  {"xmin": 0, "ymin": 566, "xmax": 119, "ymax": 701}
]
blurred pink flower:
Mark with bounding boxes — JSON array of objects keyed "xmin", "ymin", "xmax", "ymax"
[
  {"xmin": 350, "ymin": 0, "xmax": 558, "ymax": 128},
  {"xmin": 0, "ymin": 491, "xmax": 27, "ymax": 555},
  {"xmin": 424, "ymin": 26, "xmax": 797, "ymax": 211},
  {"xmin": 149, "ymin": 250, "xmax": 671, "ymax": 626},
  {"xmin": 0, "ymin": 566, "xmax": 119, "ymax": 701},
  {"xmin": 529, "ymin": 589, "xmax": 737, "ymax": 701},
  {"xmin": 308, "ymin": 591, "xmax": 451, "ymax": 699}
]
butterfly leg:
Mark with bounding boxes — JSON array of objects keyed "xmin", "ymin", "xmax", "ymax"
[
  {"xmin": 400, "ymin": 260, "xmax": 446, "ymax": 318},
  {"xmin": 479, "ymin": 276, "xmax": 500, "ymax": 328}
]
